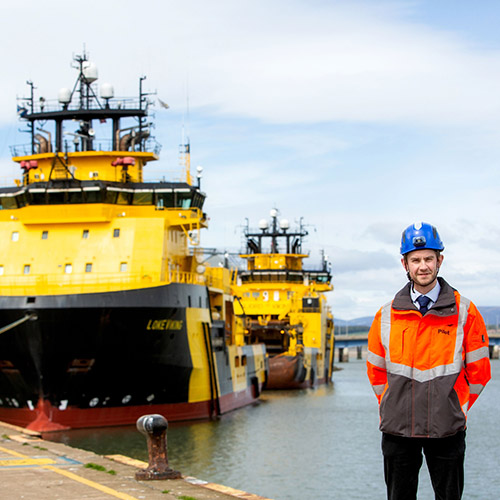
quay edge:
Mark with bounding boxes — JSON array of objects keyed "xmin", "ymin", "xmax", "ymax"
[{"xmin": 0, "ymin": 419, "xmax": 273, "ymax": 500}]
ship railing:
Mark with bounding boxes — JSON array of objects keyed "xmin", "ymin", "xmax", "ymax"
[
  {"xmin": 166, "ymin": 269, "xmax": 207, "ymax": 286},
  {"xmin": 0, "ymin": 270, "xmax": 209, "ymax": 294},
  {"xmin": 301, "ymin": 307, "xmax": 321, "ymax": 313},
  {"xmin": 24, "ymin": 97, "xmax": 143, "ymax": 115},
  {"xmin": 168, "ymin": 269, "xmax": 225, "ymax": 290},
  {"xmin": 10, "ymin": 138, "xmax": 162, "ymax": 157},
  {"xmin": 239, "ymin": 272, "xmax": 304, "ymax": 284},
  {"xmin": 203, "ymin": 273, "xmax": 227, "ymax": 292}
]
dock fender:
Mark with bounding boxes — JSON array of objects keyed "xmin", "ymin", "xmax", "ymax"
[
  {"xmin": 250, "ymin": 376, "xmax": 260, "ymax": 399},
  {"xmin": 295, "ymin": 362, "xmax": 307, "ymax": 383}
]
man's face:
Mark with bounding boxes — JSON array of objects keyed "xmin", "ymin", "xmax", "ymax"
[{"xmin": 401, "ymin": 249, "xmax": 444, "ymax": 292}]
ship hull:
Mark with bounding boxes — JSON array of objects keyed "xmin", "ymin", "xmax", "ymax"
[
  {"xmin": 266, "ymin": 350, "xmax": 327, "ymax": 390},
  {"xmin": 0, "ymin": 283, "xmax": 265, "ymax": 431}
]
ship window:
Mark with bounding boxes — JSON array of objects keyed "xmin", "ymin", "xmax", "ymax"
[
  {"xmin": 113, "ymin": 229, "xmax": 120, "ymax": 238},
  {"xmin": 0, "ymin": 266, "xmax": 4, "ymax": 275},
  {"xmin": 68, "ymin": 191, "xmax": 84, "ymax": 203},
  {"xmin": 0, "ymin": 196, "xmax": 17, "ymax": 210},
  {"xmin": 243, "ymin": 292, "xmax": 250, "ymax": 298},
  {"xmin": 192, "ymin": 192, "xmax": 205, "ymax": 209},
  {"xmin": 48, "ymin": 192, "xmax": 66, "ymax": 204},
  {"xmin": 175, "ymin": 191, "xmax": 192, "ymax": 208},
  {"xmin": 82, "ymin": 229, "xmax": 89, "ymax": 239},
  {"xmin": 104, "ymin": 190, "xmax": 118, "ymax": 204},
  {"xmin": 23, "ymin": 265, "xmax": 30, "ymax": 274},
  {"xmin": 188, "ymin": 296, "xmax": 192, "ymax": 307},
  {"xmin": 116, "ymin": 191, "xmax": 130, "ymax": 205},
  {"xmin": 252, "ymin": 292, "xmax": 259, "ymax": 298},
  {"xmin": 16, "ymin": 193, "xmax": 27, "ymax": 208},
  {"xmin": 199, "ymin": 296, "xmax": 202, "ymax": 308},
  {"xmin": 85, "ymin": 190, "xmax": 102, "ymax": 203},
  {"xmin": 235, "ymin": 356, "xmax": 240, "ymax": 368},
  {"xmin": 273, "ymin": 291, "xmax": 280, "ymax": 301},
  {"xmin": 65, "ymin": 264, "xmax": 72, "ymax": 274},
  {"xmin": 242, "ymin": 355, "xmax": 247, "ymax": 366},
  {"xmin": 156, "ymin": 193, "xmax": 174, "ymax": 208},
  {"xmin": 85, "ymin": 263, "xmax": 92, "ymax": 273},
  {"xmin": 30, "ymin": 192, "xmax": 47, "ymax": 204},
  {"xmin": 11, "ymin": 231, "xmax": 19, "ymax": 242},
  {"xmin": 120, "ymin": 262, "xmax": 128, "ymax": 272},
  {"xmin": 133, "ymin": 192, "xmax": 153, "ymax": 205},
  {"xmin": 41, "ymin": 231, "xmax": 48, "ymax": 240}
]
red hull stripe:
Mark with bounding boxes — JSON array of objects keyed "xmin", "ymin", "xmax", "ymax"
[{"xmin": 0, "ymin": 386, "xmax": 261, "ymax": 432}]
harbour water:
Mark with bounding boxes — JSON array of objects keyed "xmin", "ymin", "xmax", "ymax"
[{"xmin": 46, "ymin": 357, "xmax": 500, "ymax": 500}]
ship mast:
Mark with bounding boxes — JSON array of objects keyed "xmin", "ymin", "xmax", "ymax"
[
  {"xmin": 244, "ymin": 208, "xmax": 308, "ymax": 255},
  {"xmin": 18, "ymin": 50, "xmax": 150, "ymax": 157}
]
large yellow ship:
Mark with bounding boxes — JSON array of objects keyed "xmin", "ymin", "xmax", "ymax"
[
  {"xmin": 0, "ymin": 52, "xmax": 267, "ymax": 431},
  {"xmin": 232, "ymin": 209, "xmax": 334, "ymax": 389}
]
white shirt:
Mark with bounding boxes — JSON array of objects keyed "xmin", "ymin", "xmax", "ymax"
[{"xmin": 410, "ymin": 280, "xmax": 441, "ymax": 311}]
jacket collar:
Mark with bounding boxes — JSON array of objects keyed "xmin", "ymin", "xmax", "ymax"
[{"xmin": 392, "ymin": 277, "xmax": 458, "ymax": 317}]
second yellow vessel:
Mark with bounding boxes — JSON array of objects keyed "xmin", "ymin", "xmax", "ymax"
[{"xmin": 232, "ymin": 209, "xmax": 334, "ymax": 389}]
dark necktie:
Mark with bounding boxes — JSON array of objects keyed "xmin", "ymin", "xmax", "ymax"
[{"xmin": 416, "ymin": 295, "xmax": 431, "ymax": 315}]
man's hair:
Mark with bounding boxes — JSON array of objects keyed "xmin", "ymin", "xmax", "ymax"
[{"xmin": 403, "ymin": 249, "xmax": 441, "ymax": 264}]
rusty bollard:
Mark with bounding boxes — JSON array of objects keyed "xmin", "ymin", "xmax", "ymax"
[{"xmin": 135, "ymin": 414, "xmax": 181, "ymax": 480}]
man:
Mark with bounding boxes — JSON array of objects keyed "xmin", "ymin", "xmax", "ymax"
[{"xmin": 367, "ymin": 222, "xmax": 491, "ymax": 500}]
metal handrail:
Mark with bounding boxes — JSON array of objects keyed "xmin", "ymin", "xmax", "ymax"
[{"xmin": 0, "ymin": 270, "xmax": 209, "ymax": 295}]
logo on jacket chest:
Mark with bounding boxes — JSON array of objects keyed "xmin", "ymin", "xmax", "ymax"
[{"xmin": 437, "ymin": 328, "xmax": 450, "ymax": 335}]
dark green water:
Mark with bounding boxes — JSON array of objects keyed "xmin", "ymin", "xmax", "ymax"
[{"xmin": 46, "ymin": 359, "xmax": 500, "ymax": 500}]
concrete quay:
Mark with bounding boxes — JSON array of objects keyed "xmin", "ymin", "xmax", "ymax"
[{"xmin": 0, "ymin": 421, "xmax": 271, "ymax": 500}]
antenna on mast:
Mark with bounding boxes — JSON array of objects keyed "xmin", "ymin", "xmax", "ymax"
[{"xmin": 179, "ymin": 76, "xmax": 192, "ymax": 185}]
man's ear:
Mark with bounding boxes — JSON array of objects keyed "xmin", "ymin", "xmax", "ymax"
[
  {"xmin": 401, "ymin": 256, "xmax": 408, "ymax": 272},
  {"xmin": 437, "ymin": 253, "xmax": 444, "ymax": 271}
]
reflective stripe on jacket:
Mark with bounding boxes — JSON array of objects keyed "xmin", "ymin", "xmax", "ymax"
[{"xmin": 367, "ymin": 278, "xmax": 491, "ymax": 438}]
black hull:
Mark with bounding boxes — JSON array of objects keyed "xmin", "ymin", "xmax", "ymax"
[{"xmin": 0, "ymin": 283, "xmax": 264, "ymax": 431}]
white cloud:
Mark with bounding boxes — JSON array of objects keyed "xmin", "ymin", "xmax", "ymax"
[{"xmin": 2, "ymin": 1, "xmax": 500, "ymax": 127}]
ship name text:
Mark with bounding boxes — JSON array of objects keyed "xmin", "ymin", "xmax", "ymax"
[{"xmin": 146, "ymin": 319, "xmax": 183, "ymax": 331}]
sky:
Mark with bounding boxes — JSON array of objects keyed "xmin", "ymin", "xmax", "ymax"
[{"xmin": 1, "ymin": 0, "xmax": 500, "ymax": 320}]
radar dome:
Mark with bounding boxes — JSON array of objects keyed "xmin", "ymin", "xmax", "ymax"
[
  {"xmin": 259, "ymin": 219, "xmax": 269, "ymax": 230},
  {"xmin": 58, "ymin": 88, "xmax": 71, "ymax": 104},
  {"xmin": 100, "ymin": 83, "xmax": 114, "ymax": 99},
  {"xmin": 280, "ymin": 219, "xmax": 289, "ymax": 230},
  {"xmin": 82, "ymin": 62, "xmax": 98, "ymax": 83},
  {"xmin": 270, "ymin": 208, "xmax": 278, "ymax": 218}
]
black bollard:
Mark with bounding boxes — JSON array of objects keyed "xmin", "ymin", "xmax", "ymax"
[{"xmin": 135, "ymin": 414, "xmax": 181, "ymax": 480}]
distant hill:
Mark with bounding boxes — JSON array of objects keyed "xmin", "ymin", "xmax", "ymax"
[
  {"xmin": 336, "ymin": 306, "xmax": 500, "ymax": 328},
  {"xmin": 335, "ymin": 316, "xmax": 374, "ymax": 327},
  {"xmin": 477, "ymin": 307, "xmax": 500, "ymax": 327}
]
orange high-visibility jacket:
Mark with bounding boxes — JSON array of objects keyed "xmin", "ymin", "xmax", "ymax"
[{"xmin": 367, "ymin": 278, "xmax": 491, "ymax": 438}]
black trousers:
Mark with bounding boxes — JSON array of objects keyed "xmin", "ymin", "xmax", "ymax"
[{"xmin": 381, "ymin": 431, "xmax": 466, "ymax": 500}]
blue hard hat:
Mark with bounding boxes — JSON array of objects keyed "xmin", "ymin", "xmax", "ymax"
[{"xmin": 400, "ymin": 222, "xmax": 444, "ymax": 255}]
